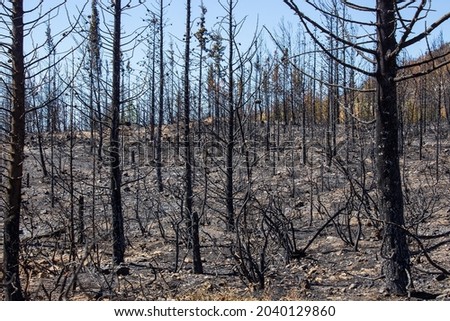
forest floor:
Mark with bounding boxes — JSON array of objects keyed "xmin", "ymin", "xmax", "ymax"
[{"xmin": 8, "ymin": 123, "xmax": 450, "ymax": 301}]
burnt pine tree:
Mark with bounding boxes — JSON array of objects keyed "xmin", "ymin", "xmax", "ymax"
[
  {"xmin": 195, "ymin": 1, "xmax": 208, "ymax": 134},
  {"xmin": 156, "ymin": 0, "xmax": 165, "ymax": 192},
  {"xmin": 148, "ymin": 14, "xmax": 158, "ymax": 144},
  {"xmin": 184, "ymin": 0, "xmax": 203, "ymax": 274},
  {"xmin": 3, "ymin": 0, "xmax": 25, "ymax": 301},
  {"xmin": 374, "ymin": 0, "xmax": 410, "ymax": 294},
  {"xmin": 89, "ymin": 0, "xmax": 104, "ymax": 161},
  {"xmin": 1, "ymin": 0, "xmax": 77, "ymax": 299},
  {"xmin": 110, "ymin": 0, "xmax": 126, "ymax": 264},
  {"xmin": 282, "ymin": 0, "xmax": 450, "ymax": 295},
  {"xmin": 225, "ymin": 0, "xmax": 236, "ymax": 231}
]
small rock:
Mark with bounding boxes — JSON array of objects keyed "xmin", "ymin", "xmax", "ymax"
[
  {"xmin": 116, "ymin": 266, "xmax": 130, "ymax": 276},
  {"xmin": 100, "ymin": 268, "xmax": 111, "ymax": 275},
  {"xmin": 348, "ymin": 283, "xmax": 358, "ymax": 290},
  {"xmin": 435, "ymin": 274, "xmax": 447, "ymax": 282}
]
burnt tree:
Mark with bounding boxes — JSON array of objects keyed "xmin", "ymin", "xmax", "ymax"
[
  {"xmin": 283, "ymin": 0, "xmax": 450, "ymax": 295},
  {"xmin": 225, "ymin": 0, "xmax": 236, "ymax": 231},
  {"xmin": 3, "ymin": 0, "xmax": 25, "ymax": 301},
  {"xmin": 110, "ymin": 0, "xmax": 126, "ymax": 264},
  {"xmin": 184, "ymin": 0, "xmax": 203, "ymax": 274},
  {"xmin": 375, "ymin": 0, "xmax": 409, "ymax": 294}
]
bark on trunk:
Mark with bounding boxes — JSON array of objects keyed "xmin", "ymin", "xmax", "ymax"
[
  {"xmin": 184, "ymin": 0, "xmax": 203, "ymax": 274},
  {"xmin": 376, "ymin": 0, "xmax": 410, "ymax": 295},
  {"xmin": 225, "ymin": 0, "xmax": 235, "ymax": 231},
  {"xmin": 110, "ymin": 0, "xmax": 125, "ymax": 264},
  {"xmin": 3, "ymin": 0, "xmax": 25, "ymax": 301}
]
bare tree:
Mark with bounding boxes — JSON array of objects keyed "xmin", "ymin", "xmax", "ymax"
[
  {"xmin": 194, "ymin": 2, "xmax": 208, "ymax": 135},
  {"xmin": 89, "ymin": 0, "xmax": 104, "ymax": 161},
  {"xmin": 184, "ymin": 0, "xmax": 203, "ymax": 274},
  {"xmin": 110, "ymin": 0, "xmax": 125, "ymax": 264},
  {"xmin": 0, "ymin": 0, "xmax": 88, "ymax": 299},
  {"xmin": 156, "ymin": 0, "xmax": 166, "ymax": 192},
  {"xmin": 2, "ymin": 0, "xmax": 26, "ymax": 300},
  {"xmin": 225, "ymin": 0, "xmax": 236, "ymax": 231},
  {"xmin": 282, "ymin": 0, "xmax": 450, "ymax": 295}
]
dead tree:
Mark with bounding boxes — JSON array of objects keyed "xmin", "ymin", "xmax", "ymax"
[
  {"xmin": 225, "ymin": 0, "xmax": 236, "ymax": 231},
  {"xmin": 89, "ymin": 0, "xmax": 104, "ymax": 161},
  {"xmin": 0, "ymin": 0, "xmax": 85, "ymax": 299},
  {"xmin": 282, "ymin": 0, "xmax": 450, "ymax": 296},
  {"xmin": 156, "ymin": 0, "xmax": 166, "ymax": 192},
  {"xmin": 110, "ymin": 0, "xmax": 126, "ymax": 264},
  {"xmin": 2, "ymin": 0, "xmax": 26, "ymax": 301},
  {"xmin": 183, "ymin": 0, "xmax": 203, "ymax": 274}
]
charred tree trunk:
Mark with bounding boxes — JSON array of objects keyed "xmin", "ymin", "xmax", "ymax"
[
  {"xmin": 376, "ymin": 0, "xmax": 410, "ymax": 295},
  {"xmin": 281, "ymin": 0, "xmax": 450, "ymax": 297},
  {"xmin": 225, "ymin": 0, "xmax": 235, "ymax": 231},
  {"xmin": 33, "ymin": 109, "xmax": 48, "ymax": 177},
  {"xmin": 156, "ymin": 0, "xmax": 165, "ymax": 192},
  {"xmin": 89, "ymin": 0, "xmax": 103, "ymax": 161},
  {"xmin": 150, "ymin": 27, "xmax": 157, "ymax": 146},
  {"xmin": 110, "ymin": 0, "xmax": 125, "ymax": 264},
  {"xmin": 184, "ymin": 0, "xmax": 203, "ymax": 274},
  {"xmin": 3, "ymin": 0, "xmax": 25, "ymax": 301}
]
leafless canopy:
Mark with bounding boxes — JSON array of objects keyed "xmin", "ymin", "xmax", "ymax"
[{"xmin": 282, "ymin": 0, "xmax": 450, "ymax": 81}]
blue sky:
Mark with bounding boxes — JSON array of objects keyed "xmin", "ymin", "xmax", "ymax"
[
  {"xmin": 23, "ymin": 1, "xmax": 450, "ymax": 65},
  {"xmin": 130, "ymin": 0, "xmax": 450, "ymax": 59}
]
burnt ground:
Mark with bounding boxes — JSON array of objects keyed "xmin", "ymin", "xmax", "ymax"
[{"xmin": 6, "ymin": 123, "xmax": 450, "ymax": 301}]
